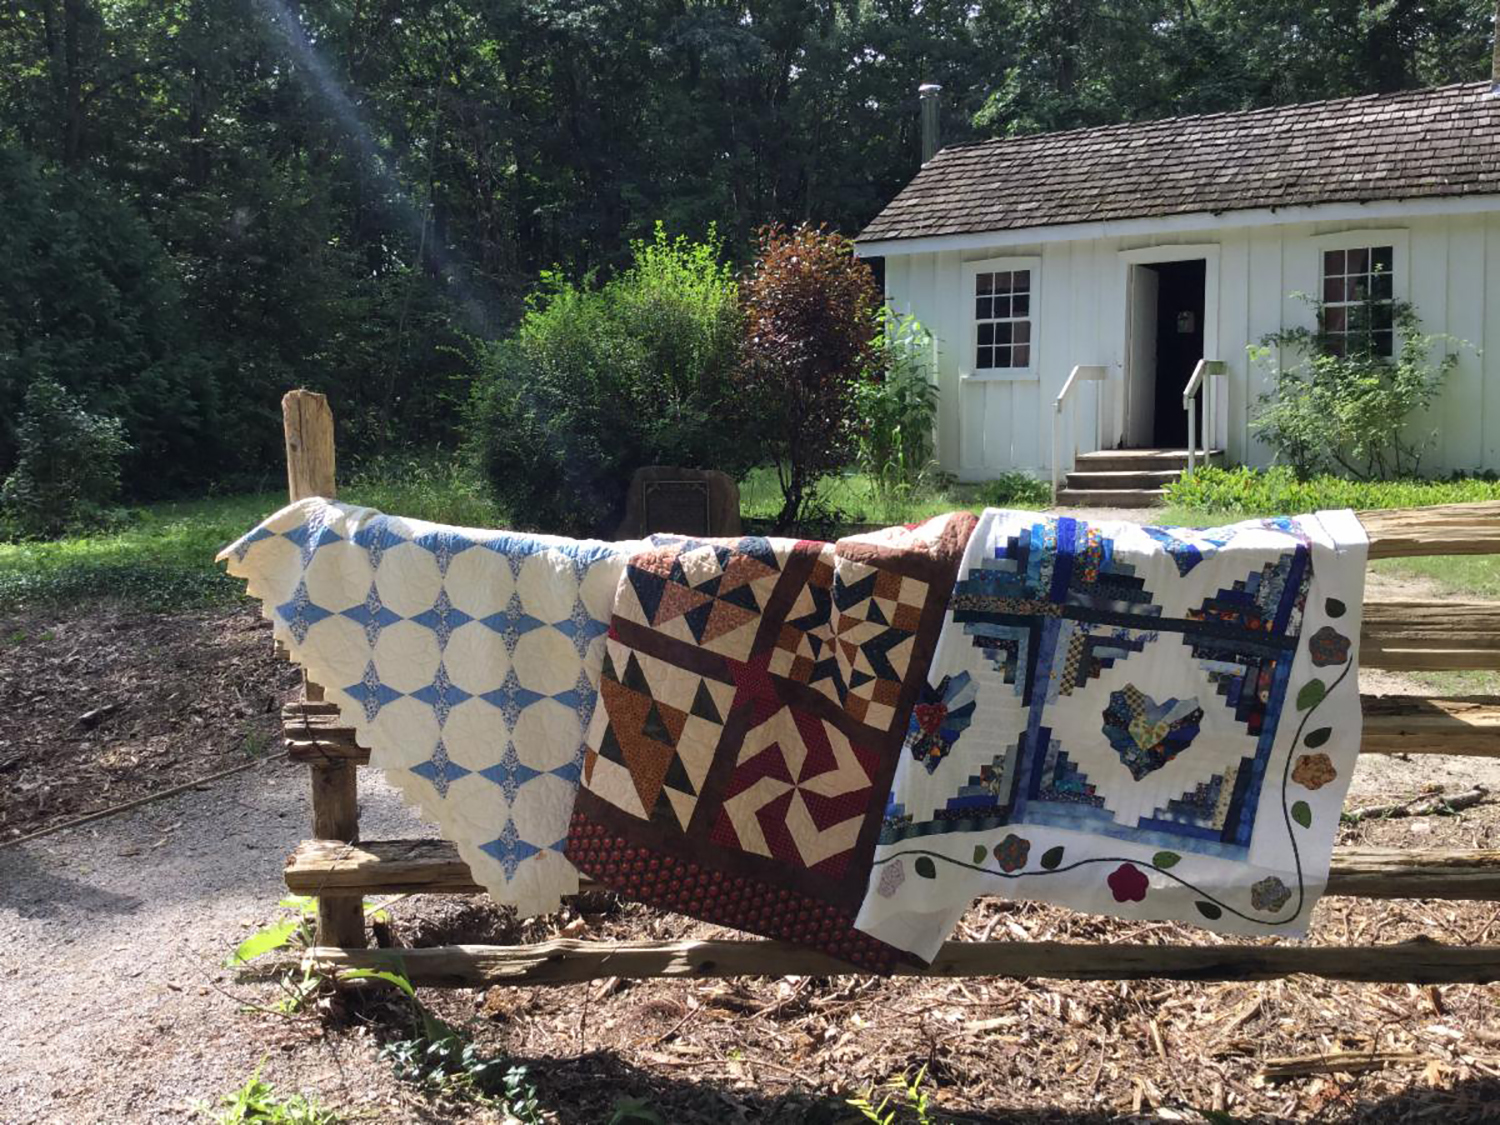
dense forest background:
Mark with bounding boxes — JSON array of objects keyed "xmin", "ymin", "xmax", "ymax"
[{"xmin": 1, "ymin": 0, "xmax": 1495, "ymax": 497}]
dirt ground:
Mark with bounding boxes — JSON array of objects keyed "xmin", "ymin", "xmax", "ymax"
[
  {"xmin": 3, "ymin": 571, "xmax": 1500, "ymax": 1123},
  {"xmin": 0, "ymin": 606, "xmax": 299, "ymax": 842}
]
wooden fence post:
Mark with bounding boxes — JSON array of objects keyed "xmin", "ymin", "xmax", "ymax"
[{"xmin": 282, "ymin": 389, "xmax": 365, "ymax": 949}]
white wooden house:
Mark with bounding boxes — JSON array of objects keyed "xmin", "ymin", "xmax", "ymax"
[{"xmin": 857, "ymin": 80, "xmax": 1500, "ymax": 503}]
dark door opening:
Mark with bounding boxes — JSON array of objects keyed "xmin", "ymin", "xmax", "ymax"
[{"xmin": 1148, "ymin": 259, "xmax": 1206, "ymax": 447}]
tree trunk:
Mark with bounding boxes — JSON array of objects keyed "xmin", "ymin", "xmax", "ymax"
[
  {"xmin": 187, "ymin": 63, "xmax": 210, "ymax": 188},
  {"xmin": 62, "ymin": 0, "xmax": 86, "ymax": 167}
]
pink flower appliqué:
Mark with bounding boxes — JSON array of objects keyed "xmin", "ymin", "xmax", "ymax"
[
  {"xmin": 1292, "ymin": 752, "xmax": 1337, "ymax": 791},
  {"xmin": 1108, "ymin": 862, "xmax": 1149, "ymax": 903},
  {"xmin": 1251, "ymin": 875, "xmax": 1292, "ymax": 913},
  {"xmin": 1309, "ymin": 626, "xmax": 1351, "ymax": 667},
  {"xmin": 994, "ymin": 834, "xmax": 1031, "ymax": 873},
  {"xmin": 877, "ymin": 860, "xmax": 906, "ymax": 899}
]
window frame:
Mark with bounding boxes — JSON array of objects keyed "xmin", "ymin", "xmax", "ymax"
[
  {"xmin": 961, "ymin": 256, "xmax": 1041, "ymax": 381},
  {"xmin": 1308, "ymin": 229, "xmax": 1410, "ymax": 359}
]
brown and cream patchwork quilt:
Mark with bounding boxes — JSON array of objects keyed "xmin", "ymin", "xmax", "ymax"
[{"xmin": 564, "ymin": 512, "xmax": 976, "ymax": 970}]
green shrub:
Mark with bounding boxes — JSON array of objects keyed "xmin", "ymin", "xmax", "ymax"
[
  {"xmin": 0, "ymin": 149, "xmax": 219, "ymax": 499},
  {"xmin": 0, "ymin": 378, "xmax": 132, "ymax": 540},
  {"xmin": 976, "ymin": 471, "xmax": 1051, "ymax": 509},
  {"xmin": 854, "ymin": 312, "xmax": 939, "ymax": 505},
  {"xmin": 205, "ymin": 1066, "xmax": 340, "ymax": 1124},
  {"xmin": 1163, "ymin": 464, "xmax": 1500, "ymax": 517},
  {"xmin": 739, "ymin": 223, "xmax": 881, "ymax": 530},
  {"xmin": 343, "ymin": 452, "xmax": 505, "ymax": 528},
  {"xmin": 1250, "ymin": 294, "xmax": 1461, "ymax": 480},
  {"xmin": 466, "ymin": 225, "xmax": 751, "ymax": 536}
]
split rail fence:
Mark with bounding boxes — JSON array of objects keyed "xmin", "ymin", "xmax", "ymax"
[{"xmin": 276, "ymin": 390, "xmax": 1500, "ymax": 987}]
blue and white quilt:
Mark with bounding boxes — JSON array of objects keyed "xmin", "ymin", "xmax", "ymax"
[
  {"xmin": 854, "ymin": 509, "xmax": 1368, "ymax": 960},
  {"xmin": 219, "ymin": 498, "xmax": 637, "ymax": 917}
]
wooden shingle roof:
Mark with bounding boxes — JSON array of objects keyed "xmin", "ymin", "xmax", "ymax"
[{"xmin": 858, "ymin": 82, "xmax": 1500, "ymax": 244}]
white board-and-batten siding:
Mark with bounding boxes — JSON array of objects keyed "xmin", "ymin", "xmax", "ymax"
[{"xmin": 875, "ymin": 209, "xmax": 1500, "ymax": 480}]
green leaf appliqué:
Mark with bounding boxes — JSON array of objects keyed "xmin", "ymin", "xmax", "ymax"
[
  {"xmin": 1326, "ymin": 597, "xmax": 1346, "ymax": 618},
  {"xmin": 1304, "ymin": 726, "xmax": 1332, "ymax": 748},
  {"xmin": 1040, "ymin": 846, "xmax": 1065, "ymax": 870},
  {"xmin": 1291, "ymin": 801, "xmax": 1312, "ymax": 829},
  {"xmin": 914, "ymin": 856, "xmax": 937, "ymax": 879},
  {"xmin": 1153, "ymin": 851, "xmax": 1181, "ymax": 870},
  {"xmin": 973, "ymin": 845, "xmax": 988, "ymax": 865},
  {"xmin": 1195, "ymin": 901, "xmax": 1223, "ymax": 920},
  {"xmin": 1296, "ymin": 679, "xmax": 1327, "ymax": 711}
]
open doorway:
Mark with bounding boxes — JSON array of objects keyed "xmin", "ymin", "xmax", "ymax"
[{"xmin": 1125, "ymin": 258, "xmax": 1207, "ymax": 448}]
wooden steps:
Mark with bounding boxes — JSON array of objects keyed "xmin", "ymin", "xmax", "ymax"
[
  {"xmin": 284, "ymin": 838, "xmax": 1500, "ymax": 901},
  {"xmin": 1070, "ymin": 449, "xmax": 1215, "ymax": 472},
  {"xmin": 295, "ymin": 939, "xmax": 1500, "ymax": 986},
  {"xmin": 1059, "ymin": 448, "xmax": 1218, "ymax": 507},
  {"xmin": 1055, "ymin": 486, "xmax": 1167, "ymax": 508}
]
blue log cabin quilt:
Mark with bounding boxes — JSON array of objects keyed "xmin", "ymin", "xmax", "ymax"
[{"xmin": 854, "ymin": 509, "xmax": 1368, "ymax": 963}]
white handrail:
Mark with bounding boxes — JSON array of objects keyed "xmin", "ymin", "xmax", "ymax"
[
  {"xmin": 1051, "ymin": 365, "xmax": 1109, "ymax": 501},
  {"xmin": 1183, "ymin": 359, "xmax": 1226, "ymax": 476}
]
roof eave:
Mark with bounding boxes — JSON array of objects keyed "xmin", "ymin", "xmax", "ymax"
[{"xmin": 855, "ymin": 191, "xmax": 1500, "ymax": 257}]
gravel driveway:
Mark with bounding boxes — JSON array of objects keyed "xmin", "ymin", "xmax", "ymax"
[{"xmin": 0, "ymin": 761, "xmax": 434, "ymax": 1123}]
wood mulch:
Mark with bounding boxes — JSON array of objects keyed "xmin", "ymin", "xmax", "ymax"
[
  {"xmin": 336, "ymin": 793, "xmax": 1500, "ymax": 1123},
  {"xmin": 4, "ymin": 602, "xmax": 1499, "ymax": 1121},
  {"xmin": 0, "ymin": 604, "xmax": 299, "ymax": 842}
]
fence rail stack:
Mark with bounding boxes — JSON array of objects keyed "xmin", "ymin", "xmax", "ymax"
[{"xmin": 276, "ymin": 389, "xmax": 1500, "ymax": 988}]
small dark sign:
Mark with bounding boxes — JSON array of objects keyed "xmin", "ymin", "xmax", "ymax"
[
  {"xmin": 618, "ymin": 466, "xmax": 742, "ymax": 540},
  {"xmin": 643, "ymin": 479, "xmax": 712, "ymax": 537}
]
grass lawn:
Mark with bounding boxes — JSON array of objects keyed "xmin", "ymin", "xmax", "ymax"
[
  {"xmin": 3, "ymin": 466, "xmax": 1023, "ymax": 612},
  {"xmin": 0, "ymin": 491, "xmax": 283, "ymax": 612},
  {"xmin": 1368, "ymin": 554, "xmax": 1500, "ymax": 600},
  {"xmin": 0, "ymin": 458, "xmax": 506, "ymax": 614},
  {"xmin": 738, "ymin": 466, "xmax": 1048, "ymax": 526},
  {"xmin": 4, "ymin": 461, "xmax": 1495, "ymax": 614}
]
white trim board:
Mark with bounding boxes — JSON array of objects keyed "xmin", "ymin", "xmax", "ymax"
[
  {"xmin": 959, "ymin": 255, "xmax": 1042, "ymax": 382},
  {"xmin": 856, "ymin": 194, "xmax": 1500, "ymax": 258}
]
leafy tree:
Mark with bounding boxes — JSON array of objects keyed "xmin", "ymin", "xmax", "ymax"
[
  {"xmin": 854, "ymin": 311, "xmax": 940, "ymax": 505},
  {"xmin": 970, "ymin": 0, "xmax": 1495, "ymax": 135},
  {"xmin": 739, "ymin": 223, "xmax": 880, "ymax": 530},
  {"xmin": 1, "ymin": 0, "xmax": 1494, "ymax": 504},
  {"xmin": 1250, "ymin": 295, "xmax": 1461, "ymax": 480},
  {"xmin": 1, "ymin": 377, "xmax": 131, "ymax": 539},
  {"xmin": 467, "ymin": 226, "xmax": 751, "ymax": 536},
  {"xmin": 0, "ymin": 147, "xmax": 212, "ymax": 496}
]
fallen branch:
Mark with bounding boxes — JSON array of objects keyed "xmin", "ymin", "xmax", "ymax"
[
  {"xmin": 1215, "ymin": 995, "xmax": 1262, "ymax": 1039},
  {"xmin": 77, "ymin": 702, "xmax": 120, "ymax": 729},
  {"xmin": 1260, "ymin": 1050, "xmax": 1425, "ymax": 1080},
  {"xmin": 1344, "ymin": 785, "xmax": 1489, "ymax": 824},
  {"xmin": 0, "ymin": 753, "xmax": 284, "ymax": 849}
]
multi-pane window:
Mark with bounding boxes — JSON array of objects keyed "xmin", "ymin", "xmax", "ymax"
[
  {"xmin": 974, "ymin": 269, "xmax": 1032, "ymax": 370},
  {"xmin": 1321, "ymin": 246, "xmax": 1394, "ymax": 357}
]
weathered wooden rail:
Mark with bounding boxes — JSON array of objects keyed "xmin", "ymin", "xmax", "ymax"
[
  {"xmin": 285, "ymin": 837, "xmax": 1500, "ymax": 901},
  {"xmin": 273, "ymin": 389, "xmax": 1500, "ymax": 985}
]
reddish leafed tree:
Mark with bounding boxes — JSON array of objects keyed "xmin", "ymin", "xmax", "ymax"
[{"xmin": 740, "ymin": 223, "xmax": 880, "ymax": 530}]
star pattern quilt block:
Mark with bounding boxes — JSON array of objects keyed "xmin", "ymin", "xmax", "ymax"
[
  {"xmin": 854, "ymin": 509, "xmax": 1368, "ymax": 963},
  {"xmin": 565, "ymin": 514, "xmax": 977, "ymax": 971},
  {"xmin": 219, "ymin": 498, "xmax": 637, "ymax": 917}
]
